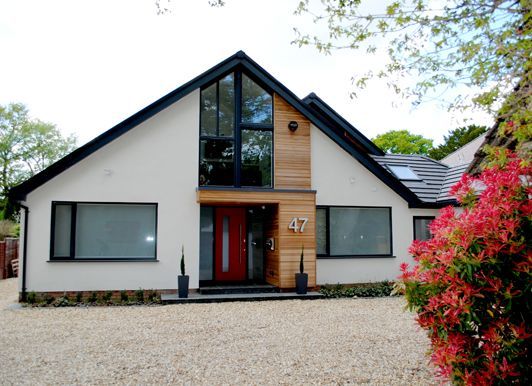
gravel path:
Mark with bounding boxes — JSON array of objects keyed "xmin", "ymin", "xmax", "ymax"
[{"xmin": 0, "ymin": 278, "xmax": 436, "ymax": 385}]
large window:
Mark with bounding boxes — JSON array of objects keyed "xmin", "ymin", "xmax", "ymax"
[
  {"xmin": 316, "ymin": 206, "xmax": 392, "ymax": 257},
  {"xmin": 51, "ymin": 202, "xmax": 157, "ymax": 260},
  {"xmin": 199, "ymin": 71, "xmax": 273, "ymax": 188},
  {"xmin": 413, "ymin": 216, "xmax": 435, "ymax": 241}
]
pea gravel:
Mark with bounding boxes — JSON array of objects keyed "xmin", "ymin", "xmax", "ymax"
[{"xmin": 0, "ymin": 278, "xmax": 437, "ymax": 385}]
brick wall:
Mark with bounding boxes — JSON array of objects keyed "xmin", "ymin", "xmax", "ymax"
[{"xmin": 0, "ymin": 238, "xmax": 19, "ymax": 279}]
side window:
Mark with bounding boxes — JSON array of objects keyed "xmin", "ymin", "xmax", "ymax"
[
  {"xmin": 51, "ymin": 202, "xmax": 157, "ymax": 260},
  {"xmin": 413, "ymin": 216, "xmax": 435, "ymax": 241},
  {"xmin": 317, "ymin": 206, "xmax": 392, "ymax": 257}
]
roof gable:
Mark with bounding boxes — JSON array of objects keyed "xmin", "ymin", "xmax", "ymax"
[{"xmin": 10, "ymin": 50, "xmax": 447, "ymax": 208}]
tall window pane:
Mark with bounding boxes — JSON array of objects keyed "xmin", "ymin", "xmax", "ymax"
[
  {"xmin": 316, "ymin": 208, "xmax": 327, "ymax": 255},
  {"xmin": 53, "ymin": 204, "xmax": 72, "ymax": 257},
  {"xmin": 218, "ymin": 74, "xmax": 234, "ymax": 137},
  {"xmin": 200, "ymin": 83, "xmax": 217, "ymax": 136},
  {"xmin": 241, "ymin": 74, "xmax": 272, "ymax": 124},
  {"xmin": 75, "ymin": 204, "xmax": 156, "ymax": 258},
  {"xmin": 329, "ymin": 207, "xmax": 391, "ymax": 255},
  {"xmin": 199, "ymin": 139, "xmax": 234, "ymax": 186},
  {"xmin": 241, "ymin": 130, "xmax": 272, "ymax": 187},
  {"xmin": 200, "ymin": 207, "xmax": 214, "ymax": 280}
]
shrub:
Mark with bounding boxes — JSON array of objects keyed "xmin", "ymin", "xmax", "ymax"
[
  {"xmin": 75, "ymin": 292, "xmax": 83, "ymax": 303},
  {"xmin": 102, "ymin": 291, "xmax": 113, "ymax": 302},
  {"xmin": 400, "ymin": 151, "xmax": 531, "ymax": 385},
  {"xmin": 53, "ymin": 293, "xmax": 71, "ymax": 307},
  {"xmin": 320, "ymin": 281, "xmax": 395, "ymax": 298},
  {"xmin": 43, "ymin": 294, "xmax": 55, "ymax": 305},
  {"xmin": 146, "ymin": 289, "xmax": 158, "ymax": 303},
  {"xmin": 26, "ymin": 291, "xmax": 37, "ymax": 304},
  {"xmin": 134, "ymin": 288, "xmax": 144, "ymax": 303},
  {"xmin": 87, "ymin": 292, "xmax": 98, "ymax": 303},
  {"xmin": 120, "ymin": 290, "xmax": 129, "ymax": 303}
]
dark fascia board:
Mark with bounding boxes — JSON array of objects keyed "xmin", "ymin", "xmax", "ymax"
[
  {"xmin": 10, "ymin": 50, "xmax": 420, "ymax": 207},
  {"xmin": 302, "ymin": 93, "xmax": 385, "ymax": 156}
]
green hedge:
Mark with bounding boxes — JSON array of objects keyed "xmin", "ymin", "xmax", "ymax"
[{"xmin": 320, "ymin": 281, "xmax": 396, "ymax": 298}]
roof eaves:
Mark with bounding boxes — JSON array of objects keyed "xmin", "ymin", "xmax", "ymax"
[{"xmin": 302, "ymin": 93, "xmax": 385, "ymax": 156}]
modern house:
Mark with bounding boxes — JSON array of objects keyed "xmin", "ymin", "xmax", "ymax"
[{"xmin": 10, "ymin": 51, "xmax": 464, "ymax": 299}]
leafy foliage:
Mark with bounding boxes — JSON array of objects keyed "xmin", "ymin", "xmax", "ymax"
[
  {"xmin": 294, "ymin": 0, "xmax": 529, "ymax": 116},
  {"xmin": 0, "ymin": 220, "xmax": 17, "ymax": 241},
  {"xmin": 320, "ymin": 281, "xmax": 395, "ymax": 298},
  {"xmin": 400, "ymin": 151, "xmax": 531, "ymax": 384},
  {"xmin": 428, "ymin": 125, "xmax": 488, "ymax": 160},
  {"xmin": 0, "ymin": 103, "xmax": 77, "ymax": 216},
  {"xmin": 372, "ymin": 129, "xmax": 433, "ymax": 154}
]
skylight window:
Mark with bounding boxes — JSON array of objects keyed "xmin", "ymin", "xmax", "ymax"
[{"xmin": 387, "ymin": 165, "xmax": 420, "ymax": 180}]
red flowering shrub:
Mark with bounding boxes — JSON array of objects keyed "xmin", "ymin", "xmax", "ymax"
[{"xmin": 400, "ymin": 151, "xmax": 531, "ymax": 385}]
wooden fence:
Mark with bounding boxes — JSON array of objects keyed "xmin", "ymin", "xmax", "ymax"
[{"xmin": 0, "ymin": 238, "xmax": 19, "ymax": 279}]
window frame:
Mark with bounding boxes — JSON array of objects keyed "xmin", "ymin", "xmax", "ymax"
[
  {"xmin": 316, "ymin": 205, "xmax": 394, "ymax": 259},
  {"xmin": 413, "ymin": 216, "xmax": 435, "ymax": 241},
  {"xmin": 199, "ymin": 70, "xmax": 274, "ymax": 188},
  {"xmin": 49, "ymin": 201, "xmax": 158, "ymax": 262},
  {"xmin": 386, "ymin": 164, "xmax": 421, "ymax": 181}
]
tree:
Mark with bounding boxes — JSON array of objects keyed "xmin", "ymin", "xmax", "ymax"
[
  {"xmin": 0, "ymin": 103, "xmax": 77, "ymax": 216},
  {"xmin": 372, "ymin": 129, "xmax": 433, "ymax": 155},
  {"xmin": 293, "ymin": 1, "xmax": 529, "ymax": 117},
  {"xmin": 428, "ymin": 125, "xmax": 488, "ymax": 160},
  {"xmin": 399, "ymin": 151, "xmax": 531, "ymax": 384}
]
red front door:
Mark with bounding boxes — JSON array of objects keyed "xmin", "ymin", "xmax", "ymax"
[{"xmin": 214, "ymin": 207, "xmax": 247, "ymax": 281}]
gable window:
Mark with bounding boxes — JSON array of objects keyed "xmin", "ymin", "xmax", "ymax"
[
  {"xmin": 386, "ymin": 165, "xmax": 420, "ymax": 180},
  {"xmin": 199, "ymin": 72, "xmax": 273, "ymax": 188},
  {"xmin": 51, "ymin": 202, "xmax": 157, "ymax": 260},
  {"xmin": 413, "ymin": 216, "xmax": 435, "ymax": 241},
  {"xmin": 316, "ymin": 206, "xmax": 392, "ymax": 257}
]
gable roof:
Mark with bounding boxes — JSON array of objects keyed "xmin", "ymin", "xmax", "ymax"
[{"xmin": 10, "ymin": 50, "xmax": 452, "ymax": 208}]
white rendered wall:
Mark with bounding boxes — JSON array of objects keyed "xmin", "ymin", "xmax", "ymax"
[
  {"xmin": 21, "ymin": 90, "xmax": 200, "ymax": 292},
  {"xmin": 311, "ymin": 126, "xmax": 440, "ymax": 284}
]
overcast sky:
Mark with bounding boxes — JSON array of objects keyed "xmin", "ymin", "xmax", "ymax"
[{"xmin": 0, "ymin": 0, "xmax": 493, "ymax": 146}]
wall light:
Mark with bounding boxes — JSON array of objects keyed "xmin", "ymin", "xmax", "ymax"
[{"xmin": 288, "ymin": 121, "xmax": 298, "ymax": 132}]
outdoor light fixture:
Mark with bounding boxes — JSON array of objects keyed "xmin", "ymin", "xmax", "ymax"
[{"xmin": 288, "ymin": 121, "xmax": 298, "ymax": 132}]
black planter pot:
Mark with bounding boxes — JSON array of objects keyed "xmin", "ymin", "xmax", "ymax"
[
  {"xmin": 178, "ymin": 275, "xmax": 189, "ymax": 298},
  {"xmin": 295, "ymin": 273, "xmax": 308, "ymax": 295}
]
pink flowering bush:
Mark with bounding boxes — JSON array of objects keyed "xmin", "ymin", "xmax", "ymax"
[{"xmin": 400, "ymin": 151, "xmax": 531, "ymax": 385}]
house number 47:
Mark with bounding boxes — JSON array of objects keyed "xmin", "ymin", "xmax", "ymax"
[{"xmin": 288, "ymin": 217, "xmax": 309, "ymax": 233}]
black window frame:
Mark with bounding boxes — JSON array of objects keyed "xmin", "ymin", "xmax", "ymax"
[
  {"xmin": 199, "ymin": 70, "xmax": 274, "ymax": 188},
  {"xmin": 316, "ymin": 205, "xmax": 394, "ymax": 259},
  {"xmin": 50, "ymin": 201, "xmax": 158, "ymax": 262},
  {"xmin": 413, "ymin": 216, "xmax": 435, "ymax": 241}
]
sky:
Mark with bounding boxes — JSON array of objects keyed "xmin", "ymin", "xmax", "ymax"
[{"xmin": 0, "ymin": 0, "xmax": 493, "ymax": 146}]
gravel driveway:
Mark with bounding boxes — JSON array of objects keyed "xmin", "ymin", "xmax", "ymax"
[{"xmin": 0, "ymin": 278, "xmax": 436, "ymax": 385}]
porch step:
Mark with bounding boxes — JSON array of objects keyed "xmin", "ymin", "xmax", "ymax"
[
  {"xmin": 199, "ymin": 284, "xmax": 279, "ymax": 295},
  {"xmin": 161, "ymin": 291, "xmax": 323, "ymax": 304}
]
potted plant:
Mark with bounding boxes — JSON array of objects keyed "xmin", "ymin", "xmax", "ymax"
[
  {"xmin": 178, "ymin": 245, "xmax": 189, "ymax": 298},
  {"xmin": 295, "ymin": 245, "xmax": 308, "ymax": 294}
]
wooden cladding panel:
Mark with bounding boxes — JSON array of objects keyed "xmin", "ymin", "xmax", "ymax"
[
  {"xmin": 198, "ymin": 189, "xmax": 316, "ymax": 289},
  {"xmin": 273, "ymin": 94, "xmax": 311, "ymax": 190}
]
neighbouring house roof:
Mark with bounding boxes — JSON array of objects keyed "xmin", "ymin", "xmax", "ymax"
[
  {"xmin": 10, "ymin": 50, "xmax": 460, "ymax": 208},
  {"xmin": 441, "ymin": 133, "xmax": 487, "ymax": 167},
  {"xmin": 372, "ymin": 154, "xmax": 464, "ymax": 204}
]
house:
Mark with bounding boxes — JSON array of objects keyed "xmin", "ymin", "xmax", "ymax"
[{"xmin": 10, "ymin": 51, "xmax": 464, "ymax": 300}]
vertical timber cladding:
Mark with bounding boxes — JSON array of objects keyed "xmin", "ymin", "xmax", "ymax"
[
  {"xmin": 196, "ymin": 190, "xmax": 316, "ymax": 289},
  {"xmin": 273, "ymin": 94, "xmax": 311, "ymax": 189}
]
